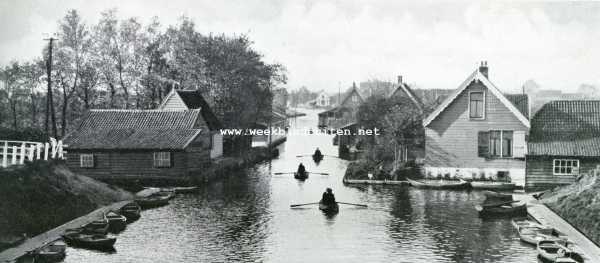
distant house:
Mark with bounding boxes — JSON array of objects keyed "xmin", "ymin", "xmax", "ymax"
[
  {"xmin": 315, "ymin": 91, "xmax": 331, "ymax": 108},
  {"xmin": 63, "ymin": 109, "xmax": 221, "ymax": 178},
  {"xmin": 159, "ymin": 89, "xmax": 223, "ymax": 158},
  {"xmin": 527, "ymin": 101, "xmax": 600, "ymax": 190},
  {"xmin": 318, "ymin": 82, "xmax": 364, "ymax": 129},
  {"xmin": 251, "ymin": 106, "xmax": 288, "ymax": 148},
  {"xmin": 388, "ymin": 75, "xmax": 424, "ymax": 112},
  {"xmin": 423, "ymin": 62, "xmax": 530, "ymax": 187}
]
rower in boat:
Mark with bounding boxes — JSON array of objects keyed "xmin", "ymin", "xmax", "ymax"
[
  {"xmin": 295, "ymin": 163, "xmax": 308, "ymax": 180},
  {"xmin": 320, "ymin": 188, "xmax": 339, "ymax": 213},
  {"xmin": 313, "ymin": 148, "xmax": 323, "ymax": 162}
]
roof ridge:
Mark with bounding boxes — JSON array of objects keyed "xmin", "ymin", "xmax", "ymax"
[{"xmin": 90, "ymin": 109, "xmax": 196, "ymax": 112}]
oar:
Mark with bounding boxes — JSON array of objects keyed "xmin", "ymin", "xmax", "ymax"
[
  {"xmin": 481, "ymin": 200, "xmax": 519, "ymax": 208},
  {"xmin": 290, "ymin": 202, "xmax": 320, "ymax": 207},
  {"xmin": 336, "ymin": 202, "xmax": 368, "ymax": 207},
  {"xmin": 309, "ymin": 172, "xmax": 329, "ymax": 175},
  {"xmin": 274, "ymin": 172, "xmax": 295, "ymax": 175}
]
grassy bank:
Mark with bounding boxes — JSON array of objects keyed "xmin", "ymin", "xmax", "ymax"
[
  {"xmin": 540, "ymin": 174, "xmax": 600, "ymax": 245},
  {"xmin": 0, "ymin": 160, "xmax": 132, "ymax": 250}
]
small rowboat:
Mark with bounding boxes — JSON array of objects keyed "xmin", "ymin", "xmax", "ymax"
[
  {"xmin": 312, "ymin": 154, "xmax": 323, "ymax": 163},
  {"xmin": 475, "ymin": 202, "xmax": 527, "ymax": 218},
  {"xmin": 169, "ymin": 186, "xmax": 199, "ymax": 194},
  {"xmin": 483, "ymin": 190, "xmax": 513, "ymax": 201},
  {"xmin": 318, "ymin": 201, "xmax": 339, "ymax": 214},
  {"xmin": 512, "ymin": 217, "xmax": 543, "ymax": 230},
  {"xmin": 407, "ymin": 178, "xmax": 469, "ymax": 189},
  {"xmin": 62, "ymin": 231, "xmax": 116, "ymax": 251},
  {"xmin": 470, "ymin": 181, "xmax": 516, "ymax": 190},
  {"xmin": 81, "ymin": 218, "xmax": 110, "ymax": 234},
  {"xmin": 104, "ymin": 211, "xmax": 127, "ymax": 232},
  {"xmin": 136, "ymin": 195, "xmax": 170, "ymax": 209},
  {"xmin": 32, "ymin": 239, "xmax": 66, "ymax": 262},
  {"xmin": 120, "ymin": 202, "xmax": 141, "ymax": 221},
  {"xmin": 294, "ymin": 171, "xmax": 309, "ymax": 180},
  {"xmin": 537, "ymin": 240, "xmax": 584, "ymax": 263},
  {"xmin": 519, "ymin": 226, "xmax": 568, "ymax": 246}
]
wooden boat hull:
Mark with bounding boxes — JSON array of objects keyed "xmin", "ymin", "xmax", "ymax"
[
  {"xmin": 62, "ymin": 232, "xmax": 116, "ymax": 251},
  {"xmin": 104, "ymin": 211, "xmax": 127, "ymax": 232},
  {"xmin": 476, "ymin": 203, "xmax": 527, "ymax": 218},
  {"xmin": 136, "ymin": 196, "xmax": 170, "ymax": 209},
  {"xmin": 294, "ymin": 172, "xmax": 308, "ymax": 180},
  {"xmin": 34, "ymin": 240, "xmax": 66, "ymax": 262},
  {"xmin": 120, "ymin": 203, "xmax": 141, "ymax": 221},
  {"xmin": 171, "ymin": 186, "xmax": 198, "ymax": 194},
  {"xmin": 483, "ymin": 190, "xmax": 513, "ymax": 201},
  {"xmin": 518, "ymin": 226, "xmax": 566, "ymax": 246},
  {"xmin": 470, "ymin": 181, "xmax": 516, "ymax": 190},
  {"xmin": 407, "ymin": 178, "xmax": 469, "ymax": 189},
  {"xmin": 81, "ymin": 219, "xmax": 110, "ymax": 234},
  {"xmin": 537, "ymin": 240, "xmax": 583, "ymax": 263},
  {"xmin": 318, "ymin": 201, "xmax": 339, "ymax": 214}
]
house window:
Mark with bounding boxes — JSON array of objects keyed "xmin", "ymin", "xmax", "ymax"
[
  {"xmin": 489, "ymin": 130, "xmax": 512, "ymax": 158},
  {"xmin": 469, "ymin": 91, "xmax": 485, "ymax": 119},
  {"xmin": 80, "ymin": 154, "xmax": 94, "ymax": 168},
  {"xmin": 153, "ymin": 152, "xmax": 172, "ymax": 168},
  {"xmin": 553, "ymin": 159, "xmax": 579, "ymax": 175}
]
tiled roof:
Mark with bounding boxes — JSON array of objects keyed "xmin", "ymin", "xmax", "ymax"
[
  {"xmin": 528, "ymin": 100, "xmax": 600, "ymax": 156},
  {"xmin": 175, "ymin": 90, "xmax": 222, "ymax": 130},
  {"xmin": 505, "ymin": 94, "xmax": 529, "ymax": 119},
  {"xmin": 64, "ymin": 109, "xmax": 203, "ymax": 150}
]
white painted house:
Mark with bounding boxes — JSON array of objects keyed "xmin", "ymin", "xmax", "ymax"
[{"xmin": 315, "ymin": 91, "xmax": 331, "ymax": 107}]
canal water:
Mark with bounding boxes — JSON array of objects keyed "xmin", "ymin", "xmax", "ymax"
[{"xmin": 63, "ymin": 109, "xmax": 540, "ymax": 262}]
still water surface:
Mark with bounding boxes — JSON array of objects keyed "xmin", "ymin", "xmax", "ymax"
[{"xmin": 64, "ymin": 109, "xmax": 539, "ymax": 262}]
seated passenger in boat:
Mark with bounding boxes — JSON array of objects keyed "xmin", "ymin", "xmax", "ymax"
[
  {"xmin": 314, "ymin": 148, "xmax": 322, "ymax": 157},
  {"xmin": 297, "ymin": 163, "xmax": 306, "ymax": 175},
  {"xmin": 322, "ymin": 188, "xmax": 336, "ymax": 205}
]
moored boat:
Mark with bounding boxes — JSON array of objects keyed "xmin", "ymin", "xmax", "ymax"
[
  {"xmin": 136, "ymin": 194, "xmax": 170, "ymax": 209},
  {"xmin": 33, "ymin": 239, "xmax": 66, "ymax": 262},
  {"xmin": 483, "ymin": 190, "xmax": 513, "ymax": 201},
  {"xmin": 512, "ymin": 217, "xmax": 543, "ymax": 230},
  {"xmin": 537, "ymin": 240, "xmax": 584, "ymax": 263},
  {"xmin": 518, "ymin": 226, "xmax": 567, "ymax": 246},
  {"xmin": 170, "ymin": 186, "xmax": 199, "ymax": 194},
  {"xmin": 294, "ymin": 171, "xmax": 309, "ymax": 180},
  {"xmin": 470, "ymin": 181, "xmax": 516, "ymax": 191},
  {"xmin": 62, "ymin": 231, "xmax": 116, "ymax": 251},
  {"xmin": 475, "ymin": 201, "xmax": 527, "ymax": 218},
  {"xmin": 407, "ymin": 178, "xmax": 469, "ymax": 189},
  {"xmin": 104, "ymin": 211, "xmax": 127, "ymax": 232},
  {"xmin": 81, "ymin": 218, "xmax": 110, "ymax": 234},
  {"xmin": 318, "ymin": 201, "xmax": 339, "ymax": 214},
  {"xmin": 120, "ymin": 202, "xmax": 141, "ymax": 221},
  {"xmin": 312, "ymin": 154, "xmax": 323, "ymax": 163}
]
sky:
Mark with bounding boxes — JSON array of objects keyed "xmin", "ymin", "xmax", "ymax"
[{"xmin": 0, "ymin": 0, "xmax": 599, "ymax": 93}]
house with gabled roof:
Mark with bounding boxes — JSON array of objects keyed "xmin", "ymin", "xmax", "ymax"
[
  {"xmin": 318, "ymin": 82, "xmax": 364, "ymax": 129},
  {"xmin": 388, "ymin": 75, "xmax": 424, "ymax": 113},
  {"xmin": 63, "ymin": 109, "xmax": 221, "ymax": 179},
  {"xmin": 423, "ymin": 62, "xmax": 530, "ymax": 187},
  {"xmin": 526, "ymin": 101, "xmax": 600, "ymax": 190},
  {"xmin": 159, "ymin": 89, "xmax": 223, "ymax": 158}
]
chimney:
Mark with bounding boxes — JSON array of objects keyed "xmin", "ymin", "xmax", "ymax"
[
  {"xmin": 479, "ymin": 61, "xmax": 489, "ymax": 79},
  {"xmin": 397, "ymin": 75, "xmax": 403, "ymax": 85}
]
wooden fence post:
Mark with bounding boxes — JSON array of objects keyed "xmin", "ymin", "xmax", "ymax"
[
  {"xmin": 12, "ymin": 146, "xmax": 17, "ymax": 165},
  {"xmin": 44, "ymin": 143, "xmax": 49, "ymax": 160},
  {"xmin": 20, "ymin": 143, "xmax": 26, "ymax": 164},
  {"xmin": 36, "ymin": 143, "xmax": 42, "ymax": 160},
  {"xmin": 2, "ymin": 141, "xmax": 7, "ymax": 168},
  {"xmin": 28, "ymin": 144, "xmax": 35, "ymax": 161}
]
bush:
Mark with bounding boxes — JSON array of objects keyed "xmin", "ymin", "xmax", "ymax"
[{"xmin": 0, "ymin": 127, "xmax": 48, "ymax": 142}]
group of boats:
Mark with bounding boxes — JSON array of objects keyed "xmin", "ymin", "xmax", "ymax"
[
  {"xmin": 406, "ymin": 178, "xmax": 516, "ymax": 190},
  {"xmin": 23, "ymin": 186, "xmax": 199, "ymax": 262},
  {"xmin": 512, "ymin": 218, "xmax": 585, "ymax": 262}
]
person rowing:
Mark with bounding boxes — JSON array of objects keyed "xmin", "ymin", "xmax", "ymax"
[
  {"xmin": 313, "ymin": 148, "xmax": 323, "ymax": 158},
  {"xmin": 321, "ymin": 188, "xmax": 336, "ymax": 205},
  {"xmin": 297, "ymin": 162, "xmax": 306, "ymax": 175}
]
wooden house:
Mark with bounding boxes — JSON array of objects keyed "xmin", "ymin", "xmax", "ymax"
[
  {"xmin": 63, "ymin": 109, "xmax": 221, "ymax": 179},
  {"xmin": 315, "ymin": 91, "xmax": 331, "ymax": 108},
  {"xmin": 526, "ymin": 101, "xmax": 600, "ymax": 190},
  {"xmin": 318, "ymin": 82, "xmax": 364, "ymax": 129},
  {"xmin": 422, "ymin": 62, "xmax": 530, "ymax": 187},
  {"xmin": 159, "ymin": 89, "xmax": 223, "ymax": 158}
]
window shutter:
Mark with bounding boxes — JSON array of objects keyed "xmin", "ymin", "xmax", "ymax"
[
  {"xmin": 513, "ymin": 131, "xmax": 526, "ymax": 158},
  {"xmin": 478, "ymin": 131, "xmax": 489, "ymax": 158},
  {"xmin": 169, "ymin": 152, "xmax": 174, "ymax": 168}
]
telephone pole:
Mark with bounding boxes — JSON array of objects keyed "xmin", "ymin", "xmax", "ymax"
[{"xmin": 44, "ymin": 37, "xmax": 58, "ymax": 138}]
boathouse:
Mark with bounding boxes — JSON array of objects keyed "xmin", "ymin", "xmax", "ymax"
[
  {"xmin": 63, "ymin": 109, "xmax": 221, "ymax": 179},
  {"xmin": 526, "ymin": 101, "xmax": 600, "ymax": 190},
  {"xmin": 422, "ymin": 62, "xmax": 530, "ymax": 187},
  {"xmin": 318, "ymin": 83, "xmax": 364, "ymax": 129}
]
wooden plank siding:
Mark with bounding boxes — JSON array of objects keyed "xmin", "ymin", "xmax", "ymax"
[
  {"xmin": 526, "ymin": 155, "xmax": 600, "ymax": 190},
  {"xmin": 425, "ymin": 80, "xmax": 528, "ymax": 185}
]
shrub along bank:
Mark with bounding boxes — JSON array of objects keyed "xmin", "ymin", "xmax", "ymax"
[
  {"xmin": 541, "ymin": 174, "xmax": 600, "ymax": 245},
  {"xmin": 0, "ymin": 160, "xmax": 132, "ymax": 250}
]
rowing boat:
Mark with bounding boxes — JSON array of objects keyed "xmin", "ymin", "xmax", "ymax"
[
  {"xmin": 312, "ymin": 154, "xmax": 323, "ymax": 163},
  {"xmin": 483, "ymin": 190, "xmax": 513, "ymax": 201},
  {"xmin": 120, "ymin": 202, "xmax": 141, "ymax": 221},
  {"xmin": 32, "ymin": 239, "xmax": 66, "ymax": 262},
  {"xmin": 62, "ymin": 230, "xmax": 116, "ymax": 251},
  {"xmin": 136, "ymin": 194, "xmax": 170, "ymax": 209},
  {"xmin": 318, "ymin": 201, "xmax": 339, "ymax": 214},
  {"xmin": 470, "ymin": 181, "xmax": 516, "ymax": 190},
  {"xmin": 518, "ymin": 226, "xmax": 567, "ymax": 246},
  {"xmin": 475, "ymin": 202, "xmax": 527, "ymax": 218},
  {"xmin": 537, "ymin": 240, "xmax": 584, "ymax": 263},
  {"xmin": 104, "ymin": 211, "xmax": 127, "ymax": 232},
  {"xmin": 406, "ymin": 178, "xmax": 469, "ymax": 189},
  {"xmin": 294, "ymin": 171, "xmax": 308, "ymax": 180}
]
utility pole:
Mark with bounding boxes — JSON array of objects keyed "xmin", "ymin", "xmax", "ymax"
[{"xmin": 44, "ymin": 37, "xmax": 58, "ymax": 138}]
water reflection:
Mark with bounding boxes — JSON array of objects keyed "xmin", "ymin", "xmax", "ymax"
[{"xmin": 63, "ymin": 109, "xmax": 539, "ymax": 262}]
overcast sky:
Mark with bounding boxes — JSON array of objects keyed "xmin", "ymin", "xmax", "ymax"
[{"xmin": 1, "ymin": 0, "xmax": 599, "ymax": 93}]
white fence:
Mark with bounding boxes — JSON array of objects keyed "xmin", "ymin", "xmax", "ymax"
[{"xmin": 0, "ymin": 138, "xmax": 67, "ymax": 168}]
